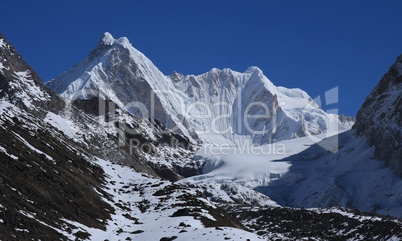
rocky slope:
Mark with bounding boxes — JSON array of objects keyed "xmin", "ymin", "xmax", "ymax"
[
  {"xmin": 59, "ymin": 96, "xmax": 198, "ymax": 181},
  {"xmin": 0, "ymin": 34, "xmax": 112, "ymax": 240},
  {"xmin": 354, "ymin": 54, "xmax": 402, "ymax": 176},
  {"xmin": 0, "ymin": 34, "xmax": 64, "ymax": 116}
]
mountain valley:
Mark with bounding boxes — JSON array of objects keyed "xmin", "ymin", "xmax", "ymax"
[{"xmin": 0, "ymin": 32, "xmax": 401, "ymax": 240}]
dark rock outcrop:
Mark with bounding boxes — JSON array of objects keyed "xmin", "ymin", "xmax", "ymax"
[{"xmin": 354, "ymin": 54, "xmax": 402, "ymax": 176}]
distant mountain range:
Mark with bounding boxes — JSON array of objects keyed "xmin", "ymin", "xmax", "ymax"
[{"xmin": 46, "ymin": 32, "xmax": 354, "ymax": 145}]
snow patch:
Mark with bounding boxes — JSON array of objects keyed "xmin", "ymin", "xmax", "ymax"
[
  {"xmin": 0, "ymin": 146, "xmax": 18, "ymax": 160},
  {"xmin": 13, "ymin": 132, "xmax": 54, "ymax": 162},
  {"xmin": 44, "ymin": 112, "xmax": 77, "ymax": 140},
  {"xmin": 9, "ymin": 70, "xmax": 50, "ymax": 108},
  {"xmin": 0, "ymin": 61, "xmax": 4, "ymax": 74}
]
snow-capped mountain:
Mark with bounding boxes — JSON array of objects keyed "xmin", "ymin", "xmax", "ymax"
[
  {"xmin": 46, "ymin": 32, "xmax": 195, "ymax": 141},
  {"xmin": 47, "ymin": 32, "xmax": 354, "ymax": 145},
  {"xmin": 354, "ymin": 54, "xmax": 402, "ymax": 176},
  {"xmin": 1, "ymin": 32, "xmax": 402, "ymax": 241}
]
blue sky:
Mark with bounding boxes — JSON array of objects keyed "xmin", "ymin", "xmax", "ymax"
[{"xmin": 1, "ymin": 0, "xmax": 402, "ymax": 116}]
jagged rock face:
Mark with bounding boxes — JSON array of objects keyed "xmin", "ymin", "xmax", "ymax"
[
  {"xmin": 354, "ymin": 54, "xmax": 402, "ymax": 176},
  {"xmin": 0, "ymin": 34, "xmax": 64, "ymax": 116}
]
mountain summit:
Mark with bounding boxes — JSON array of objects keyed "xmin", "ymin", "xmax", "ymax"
[
  {"xmin": 99, "ymin": 32, "xmax": 130, "ymax": 46},
  {"xmin": 46, "ymin": 32, "xmax": 354, "ymax": 144}
]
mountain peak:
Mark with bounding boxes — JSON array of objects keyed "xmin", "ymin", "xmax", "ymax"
[
  {"xmin": 394, "ymin": 53, "xmax": 402, "ymax": 76},
  {"xmin": 99, "ymin": 32, "xmax": 131, "ymax": 48},
  {"xmin": 0, "ymin": 34, "xmax": 6, "ymax": 49},
  {"xmin": 245, "ymin": 66, "xmax": 262, "ymax": 74},
  {"xmin": 99, "ymin": 32, "xmax": 115, "ymax": 45}
]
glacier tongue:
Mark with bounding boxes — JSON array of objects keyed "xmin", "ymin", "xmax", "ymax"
[{"xmin": 46, "ymin": 32, "xmax": 354, "ymax": 145}]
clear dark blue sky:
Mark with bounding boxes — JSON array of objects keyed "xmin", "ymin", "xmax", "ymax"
[{"xmin": 1, "ymin": 0, "xmax": 402, "ymax": 116}]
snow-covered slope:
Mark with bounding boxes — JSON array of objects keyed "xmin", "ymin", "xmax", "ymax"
[
  {"xmin": 73, "ymin": 157, "xmax": 264, "ymax": 241},
  {"xmin": 47, "ymin": 32, "xmax": 354, "ymax": 145},
  {"xmin": 264, "ymin": 131, "xmax": 402, "ymax": 217},
  {"xmin": 187, "ymin": 131, "xmax": 402, "ymax": 219}
]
